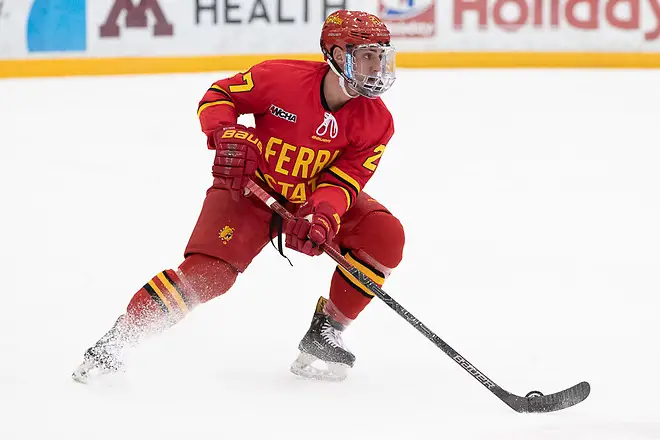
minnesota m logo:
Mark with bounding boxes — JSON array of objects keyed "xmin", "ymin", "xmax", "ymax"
[{"xmin": 100, "ymin": 0, "xmax": 173, "ymax": 37}]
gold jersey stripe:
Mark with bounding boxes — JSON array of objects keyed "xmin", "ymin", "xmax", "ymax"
[
  {"xmin": 329, "ymin": 166, "xmax": 361, "ymax": 194},
  {"xmin": 317, "ymin": 183, "xmax": 351, "ymax": 211},
  {"xmin": 197, "ymin": 100, "xmax": 235, "ymax": 117},
  {"xmin": 157, "ymin": 272, "xmax": 189, "ymax": 313},
  {"xmin": 210, "ymin": 84, "xmax": 231, "ymax": 96}
]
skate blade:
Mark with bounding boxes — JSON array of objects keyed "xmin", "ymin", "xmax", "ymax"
[{"xmin": 290, "ymin": 352, "xmax": 349, "ymax": 382}]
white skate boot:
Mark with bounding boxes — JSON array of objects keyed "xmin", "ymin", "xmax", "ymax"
[{"xmin": 72, "ymin": 315, "xmax": 134, "ymax": 383}]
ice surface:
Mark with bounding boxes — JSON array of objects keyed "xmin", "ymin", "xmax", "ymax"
[{"xmin": 1, "ymin": 68, "xmax": 659, "ymax": 439}]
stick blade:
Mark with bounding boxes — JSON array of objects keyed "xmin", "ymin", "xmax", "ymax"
[{"xmin": 505, "ymin": 381, "xmax": 591, "ymax": 413}]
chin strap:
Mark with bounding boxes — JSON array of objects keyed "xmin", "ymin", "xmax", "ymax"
[
  {"xmin": 327, "ymin": 59, "xmax": 357, "ymax": 99},
  {"xmin": 338, "ymin": 77, "xmax": 357, "ymax": 98}
]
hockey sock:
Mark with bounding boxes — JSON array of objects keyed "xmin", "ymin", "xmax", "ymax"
[
  {"xmin": 329, "ymin": 210, "xmax": 404, "ymax": 321},
  {"xmin": 329, "ymin": 249, "xmax": 391, "ymax": 322},
  {"xmin": 125, "ymin": 269, "xmax": 192, "ymax": 330},
  {"xmin": 124, "ymin": 254, "xmax": 238, "ymax": 331}
]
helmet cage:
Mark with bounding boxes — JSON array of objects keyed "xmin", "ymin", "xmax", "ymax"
[{"xmin": 325, "ymin": 42, "xmax": 396, "ymax": 99}]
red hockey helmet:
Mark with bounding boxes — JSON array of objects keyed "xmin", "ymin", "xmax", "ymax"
[{"xmin": 320, "ymin": 10, "xmax": 396, "ymax": 98}]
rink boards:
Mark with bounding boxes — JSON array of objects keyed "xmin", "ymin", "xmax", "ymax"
[{"xmin": 2, "ymin": 0, "xmax": 660, "ymax": 77}]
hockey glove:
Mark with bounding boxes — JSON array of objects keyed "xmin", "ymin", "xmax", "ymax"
[
  {"xmin": 284, "ymin": 201, "xmax": 340, "ymax": 256},
  {"xmin": 211, "ymin": 124, "xmax": 261, "ymax": 201}
]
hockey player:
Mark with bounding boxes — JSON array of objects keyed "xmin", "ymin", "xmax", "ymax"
[{"xmin": 73, "ymin": 9, "xmax": 405, "ymax": 383}]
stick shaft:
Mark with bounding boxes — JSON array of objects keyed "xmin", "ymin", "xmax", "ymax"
[{"xmin": 245, "ymin": 179, "xmax": 505, "ymax": 393}]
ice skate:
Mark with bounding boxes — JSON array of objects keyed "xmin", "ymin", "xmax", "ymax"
[
  {"xmin": 290, "ymin": 297, "xmax": 355, "ymax": 382},
  {"xmin": 72, "ymin": 315, "xmax": 134, "ymax": 384}
]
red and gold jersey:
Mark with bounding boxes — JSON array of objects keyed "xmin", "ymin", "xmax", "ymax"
[{"xmin": 197, "ymin": 60, "xmax": 394, "ymax": 217}]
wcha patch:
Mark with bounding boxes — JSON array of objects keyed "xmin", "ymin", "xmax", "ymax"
[{"xmin": 269, "ymin": 104, "xmax": 297, "ymax": 123}]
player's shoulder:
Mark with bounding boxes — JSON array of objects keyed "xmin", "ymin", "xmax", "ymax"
[
  {"xmin": 354, "ymin": 96, "xmax": 394, "ymax": 130},
  {"xmin": 362, "ymin": 96, "xmax": 393, "ymax": 122},
  {"xmin": 346, "ymin": 97, "xmax": 394, "ymax": 147},
  {"xmin": 250, "ymin": 59, "xmax": 326, "ymax": 79}
]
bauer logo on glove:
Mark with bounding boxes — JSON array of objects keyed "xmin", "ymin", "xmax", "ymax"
[
  {"xmin": 211, "ymin": 124, "xmax": 262, "ymax": 200},
  {"xmin": 220, "ymin": 127, "xmax": 263, "ymax": 153}
]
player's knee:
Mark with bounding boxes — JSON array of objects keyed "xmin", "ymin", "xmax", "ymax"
[
  {"xmin": 340, "ymin": 212, "xmax": 405, "ymax": 288},
  {"xmin": 177, "ymin": 253, "xmax": 238, "ymax": 305},
  {"xmin": 125, "ymin": 255, "xmax": 237, "ymax": 329},
  {"xmin": 357, "ymin": 211, "xmax": 405, "ymax": 270}
]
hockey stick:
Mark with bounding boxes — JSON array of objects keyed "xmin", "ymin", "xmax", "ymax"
[{"xmin": 246, "ymin": 179, "xmax": 590, "ymax": 413}]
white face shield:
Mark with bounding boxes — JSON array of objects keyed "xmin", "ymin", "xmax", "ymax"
[{"xmin": 343, "ymin": 43, "xmax": 396, "ymax": 98}]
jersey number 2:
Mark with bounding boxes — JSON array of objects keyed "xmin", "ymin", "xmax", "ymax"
[
  {"xmin": 228, "ymin": 72, "xmax": 254, "ymax": 93},
  {"xmin": 363, "ymin": 145, "xmax": 386, "ymax": 171}
]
